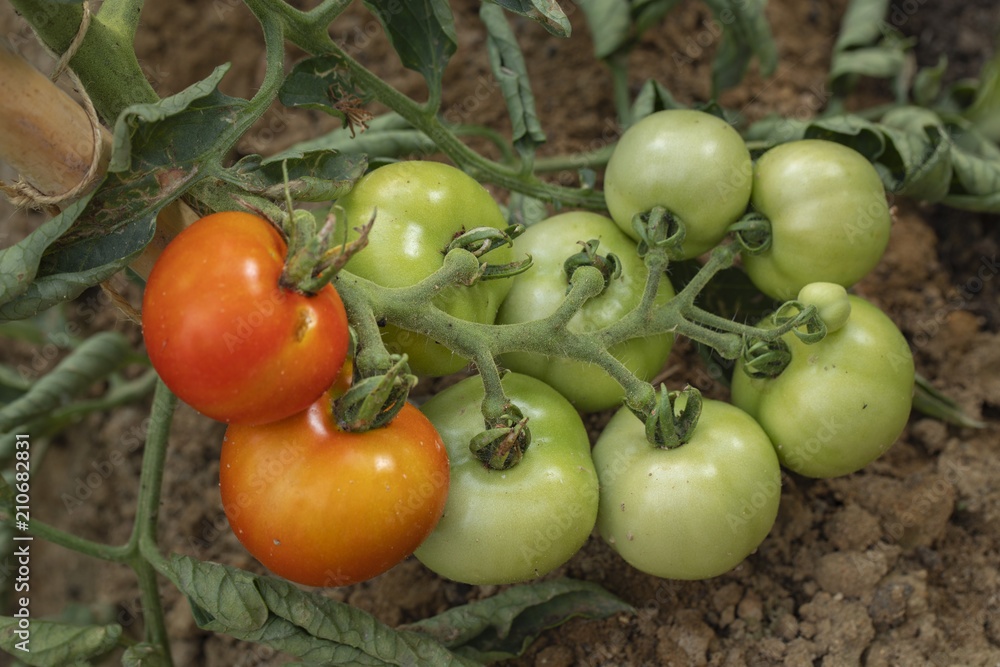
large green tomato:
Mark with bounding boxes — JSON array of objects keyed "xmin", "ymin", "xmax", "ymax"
[
  {"xmin": 604, "ymin": 109, "xmax": 753, "ymax": 259},
  {"xmin": 414, "ymin": 373, "xmax": 599, "ymax": 585},
  {"xmin": 731, "ymin": 295, "xmax": 914, "ymax": 478},
  {"xmin": 741, "ymin": 140, "xmax": 892, "ymax": 300},
  {"xmin": 592, "ymin": 396, "xmax": 781, "ymax": 580},
  {"xmin": 335, "ymin": 161, "xmax": 513, "ymax": 376},
  {"xmin": 496, "ymin": 211, "xmax": 675, "ymax": 412}
]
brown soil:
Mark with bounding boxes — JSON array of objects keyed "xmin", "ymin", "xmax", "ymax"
[{"xmin": 2, "ymin": 1, "xmax": 999, "ymax": 665}]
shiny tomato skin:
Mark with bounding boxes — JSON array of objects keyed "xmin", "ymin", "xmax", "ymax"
[
  {"xmin": 220, "ymin": 397, "xmax": 450, "ymax": 587},
  {"xmin": 142, "ymin": 211, "xmax": 349, "ymax": 425},
  {"xmin": 731, "ymin": 296, "xmax": 915, "ymax": 478}
]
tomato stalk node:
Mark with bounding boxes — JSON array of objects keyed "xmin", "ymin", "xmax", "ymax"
[
  {"xmin": 563, "ymin": 239, "xmax": 622, "ymax": 294},
  {"xmin": 628, "ymin": 385, "xmax": 703, "ymax": 448},
  {"xmin": 631, "ymin": 206, "xmax": 687, "ymax": 259},
  {"xmin": 281, "ymin": 206, "xmax": 373, "ymax": 295},
  {"xmin": 334, "ymin": 354, "xmax": 417, "ymax": 431},
  {"xmin": 468, "ymin": 403, "xmax": 532, "ymax": 470}
]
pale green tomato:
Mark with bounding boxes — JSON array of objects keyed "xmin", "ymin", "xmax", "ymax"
[
  {"xmin": 604, "ymin": 109, "xmax": 753, "ymax": 259},
  {"xmin": 741, "ymin": 140, "xmax": 892, "ymax": 300},
  {"xmin": 593, "ymin": 397, "xmax": 781, "ymax": 580},
  {"xmin": 731, "ymin": 296, "xmax": 915, "ymax": 478},
  {"xmin": 496, "ymin": 211, "xmax": 675, "ymax": 412},
  {"xmin": 335, "ymin": 161, "xmax": 512, "ymax": 376},
  {"xmin": 415, "ymin": 373, "xmax": 599, "ymax": 585}
]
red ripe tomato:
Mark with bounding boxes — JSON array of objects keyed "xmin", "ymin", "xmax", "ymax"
[
  {"xmin": 142, "ymin": 211, "xmax": 349, "ymax": 425},
  {"xmin": 220, "ymin": 395, "xmax": 450, "ymax": 587}
]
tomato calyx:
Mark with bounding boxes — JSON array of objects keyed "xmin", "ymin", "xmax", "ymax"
[
  {"xmin": 281, "ymin": 207, "xmax": 374, "ymax": 295},
  {"xmin": 333, "ymin": 354, "xmax": 417, "ymax": 431},
  {"xmin": 729, "ymin": 211, "xmax": 772, "ymax": 255},
  {"xmin": 468, "ymin": 403, "xmax": 532, "ymax": 470},
  {"xmin": 739, "ymin": 302, "xmax": 828, "ymax": 379},
  {"xmin": 631, "ymin": 205, "xmax": 686, "ymax": 259},
  {"xmin": 563, "ymin": 239, "xmax": 623, "ymax": 294},
  {"xmin": 445, "ymin": 224, "xmax": 533, "ymax": 281},
  {"xmin": 628, "ymin": 385, "xmax": 703, "ymax": 448}
]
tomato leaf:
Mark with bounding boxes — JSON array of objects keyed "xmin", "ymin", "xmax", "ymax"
[
  {"xmin": 0, "ymin": 617, "xmax": 121, "ymax": 666},
  {"xmin": 361, "ymin": 0, "xmax": 457, "ymax": 100},
  {"xmin": 575, "ymin": 0, "xmax": 632, "ymax": 59},
  {"xmin": 256, "ymin": 577, "xmax": 478, "ymax": 666},
  {"xmin": 486, "ymin": 0, "xmax": 571, "ymax": 38},
  {"xmin": 402, "ymin": 578, "xmax": 633, "ymax": 663},
  {"xmin": 629, "ymin": 79, "xmax": 686, "ymax": 124},
  {"xmin": 480, "ymin": 3, "xmax": 547, "ymax": 165},
  {"xmin": 828, "ymin": 0, "xmax": 911, "ymax": 98},
  {"xmin": 121, "ymin": 643, "xmax": 172, "ymax": 667},
  {"xmin": 702, "ymin": 0, "xmax": 777, "ymax": 94},
  {"xmin": 227, "ymin": 150, "xmax": 369, "ymax": 203},
  {"xmin": 0, "ymin": 331, "xmax": 132, "ymax": 433},
  {"xmin": 278, "ymin": 54, "xmax": 372, "ymax": 135},
  {"xmin": 171, "ymin": 555, "xmax": 270, "ymax": 633}
]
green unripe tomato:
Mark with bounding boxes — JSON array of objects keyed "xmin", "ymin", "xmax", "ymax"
[
  {"xmin": 731, "ymin": 296, "xmax": 915, "ymax": 478},
  {"xmin": 415, "ymin": 373, "xmax": 599, "ymax": 585},
  {"xmin": 593, "ymin": 396, "xmax": 781, "ymax": 580},
  {"xmin": 797, "ymin": 282, "xmax": 851, "ymax": 333},
  {"xmin": 334, "ymin": 161, "xmax": 513, "ymax": 376},
  {"xmin": 495, "ymin": 211, "xmax": 675, "ymax": 412},
  {"xmin": 742, "ymin": 140, "xmax": 892, "ymax": 300},
  {"xmin": 604, "ymin": 109, "xmax": 753, "ymax": 259}
]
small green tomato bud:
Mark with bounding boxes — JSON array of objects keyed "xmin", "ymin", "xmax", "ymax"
[{"xmin": 797, "ymin": 282, "xmax": 851, "ymax": 333}]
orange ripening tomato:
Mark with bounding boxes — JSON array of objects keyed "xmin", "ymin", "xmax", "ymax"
[
  {"xmin": 220, "ymin": 394, "xmax": 450, "ymax": 587},
  {"xmin": 141, "ymin": 211, "xmax": 349, "ymax": 425}
]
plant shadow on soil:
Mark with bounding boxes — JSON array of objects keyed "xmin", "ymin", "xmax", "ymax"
[{"xmin": 1, "ymin": 0, "xmax": 999, "ymax": 665}]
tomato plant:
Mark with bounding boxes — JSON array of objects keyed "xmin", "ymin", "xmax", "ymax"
[
  {"xmin": 731, "ymin": 295, "xmax": 915, "ymax": 478},
  {"xmin": 141, "ymin": 211, "xmax": 349, "ymax": 425},
  {"xmin": 496, "ymin": 211, "xmax": 675, "ymax": 411},
  {"xmin": 592, "ymin": 394, "xmax": 781, "ymax": 580},
  {"xmin": 220, "ymin": 391, "xmax": 449, "ymax": 587},
  {"xmin": 740, "ymin": 140, "xmax": 892, "ymax": 300},
  {"xmin": 603, "ymin": 109, "xmax": 753, "ymax": 259},
  {"xmin": 333, "ymin": 160, "xmax": 513, "ymax": 377},
  {"xmin": 414, "ymin": 373, "xmax": 599, "ymax": 585}
]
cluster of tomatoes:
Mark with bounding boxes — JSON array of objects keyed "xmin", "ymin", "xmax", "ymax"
[{"xmin": 140, "ymin": 108, "xmax": 915, "ymax": 587}]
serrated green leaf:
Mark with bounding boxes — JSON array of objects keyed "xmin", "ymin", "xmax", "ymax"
[
  {"xmin": 802, "ymin": 115, "xmax": 888, "ymax": 160},
  {"xmin": 879, "ymin": 106, "xmax": 953, "ymax": 201},
  {"xmin": 486, "ymin": 0, "xmax": 571, "ymax": 37},
  {"xmin": 702, "ymin": 0, "xmax": 777, "ymax": 94},
  {"xmin": 403, "ymin": 578, "xmax": 633, "ymax": 663},
  {"xmin": 913, "ymin": 56, "xmax": 948, "ymax": 107},
  {"xmin": 0, "ymin": 618, "xmax": 121, "ymax": 666},
  {"xmin": 832, "ymin": 0, "xmax": 891, "ymax": 52},
  {"xmin": 0, "ymin": 331, "xmax": 132, "ymax": 433},
  {"xmin": 257, "ymin": 577, "xmax": 477, "ymax": 666},
  {"xmin": 227, "ymin": 151, "xmax": 368, "ymax": 203},
  {"xmin": 828, "ymin": 0, "xmax": 911, "ymax": 95},
  {"xmin": 480, "ymin": 3, "xmax": 546, "ymax": 163},
  {"xmin": 170, "ymin": 554, "xmax": 270, "ymax": 633},
  {"xmin": 362, "ymin": 0, "xmax": 457, "ymax": 98},
  {"xmin": 964, "ymin": 41, "xmax": 1000, "ymax": 142},
  {"xmin": 575, "ymin": 0, "xmax": 631, "ymax": 59},
  {"xmin": 944, "ymin": 145, "xmax": 1000, "ymax": 212}
]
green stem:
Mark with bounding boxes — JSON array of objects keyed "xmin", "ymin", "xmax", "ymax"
[
  {"xmin": 10, "ymin": 0, "xmax": 159, "ymax": 123},
  {"xmin": 96, "ymin": 0, "xmax": 144, "ymax": 44},
  {"xmin": 607, "ymin": 52, "xmax": 632, "ymax": 128},
  {"xmin": 533, "ymin": 143, "xmax": 615, "ymax": 173},
  {"xmin": 25, "ymin": 518, "xmax": 130, "ymax": 562}
]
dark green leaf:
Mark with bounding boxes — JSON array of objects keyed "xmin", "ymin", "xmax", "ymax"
[
  {"xmin": 702, "ymin": 0, "xmax": 777, "ymax": 93},
  {"xmin": 631, "ymin": 0, "xmax": 682, "ymax": 38},
  {"xmin": 878, "ymin": 106, "xmax": 953, "ymax": 201},
  {"xmin": 963, "ymin": 41, "xmax": 1000, "ymax": 142},
  {"xmin": 0, "ymin": 194, "xmax": 94, "ymax": 320},
  {"xmin": 486, "ymin": 0, "xmax": 571, "ymax": 37},
  {"xmin": 170, "ymin": 554, "xmax": 270, "ymax": 633},
  {"xmin": 279, "ymin": 55, "xmax": 371, "ymax": 132},
  {"xmin": 0, "ymin": 331, "xmax": 132, "ymax": 433},
  {"xmin": 913, "ymin": 56, "xmax": 948, "ymax": 107},
  {"xmin": 802, "ymin": 115, "xmax": 888, "ymax": 160},
  {"xmin": 227, "ymin": 151, "xmax": 368, "ymax": 203},
  {"xmin": 362, "ymin": 0, "xmax": 457, "ymax": 97},
  {"xmin": 404, "ymin": 578, "xmax": 633, "ymax": 663},
  {"xmin": 258, "ymin": 577, "xmax": 478, "ymax": 665},
  {"xmin": 0, "ymin": 618, "xmax": 121, "ymax": 666},
  {"xmin": 828, "ymin": 0, "xmax": 910, "ymax": 95},
  {"xmin": 832, "ymin": 0, "xmax": 891, "ymax": 52},
  {"xmin": 575, "ymin": 0, "xmax": 631, "ymax": 59},
  {"xmin": 480, "ymin": 3, "xmax": 546, "ymax": 163}
]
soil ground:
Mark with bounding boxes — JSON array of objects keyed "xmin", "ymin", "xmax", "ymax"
[{"xmin": 1, "ymin": 0, "xmax": 999, "ymax": 665}]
